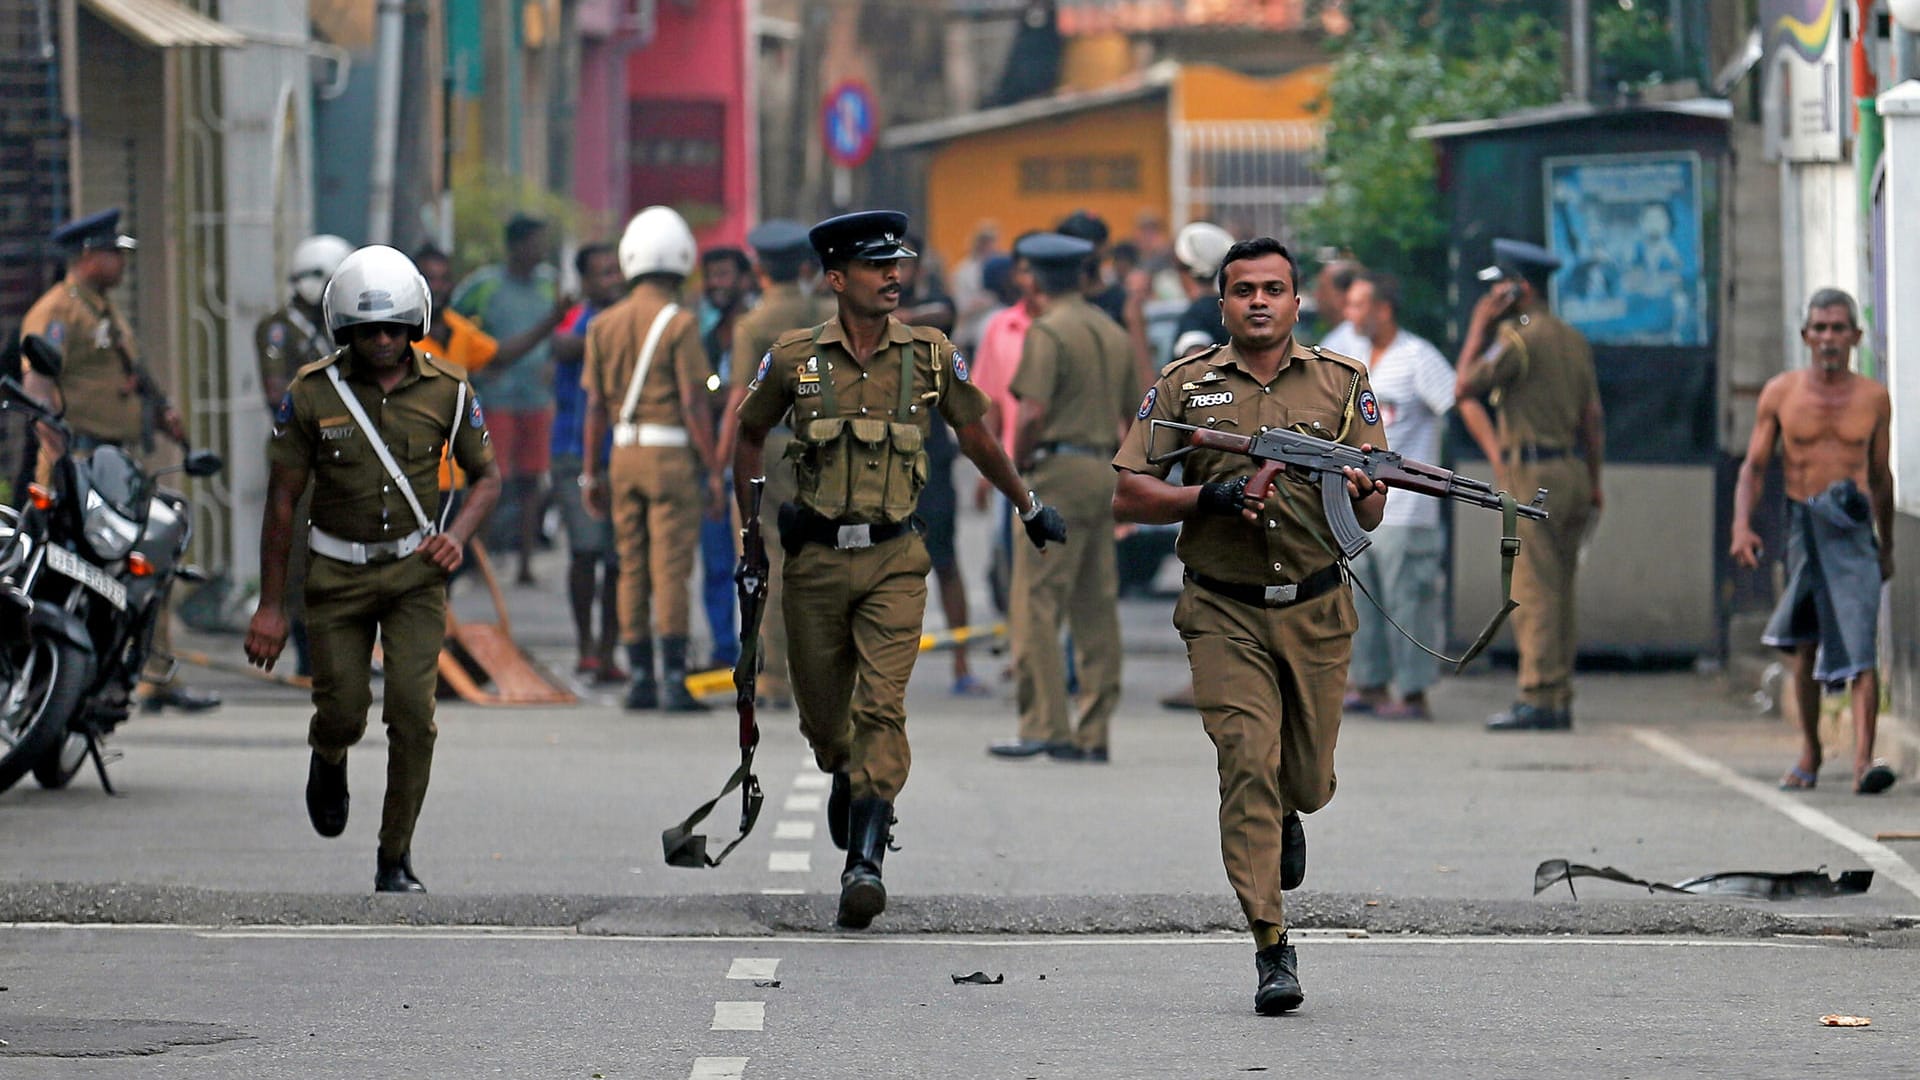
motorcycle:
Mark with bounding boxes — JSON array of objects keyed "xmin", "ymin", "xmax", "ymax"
[{"xmin": 0, "ymin": 333, "xmax": 222, "ymax": 794}]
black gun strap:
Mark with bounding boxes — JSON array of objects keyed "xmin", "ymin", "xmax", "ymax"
[{"xmin": 660, "ymin": 755, "xmax": 765, "ymax": 868}]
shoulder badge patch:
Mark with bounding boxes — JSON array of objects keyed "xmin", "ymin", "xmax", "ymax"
[
  {"xmin": 469, "ymin": 396, "xmax": 486, "ymax": 429},
  {"xmin": 267, "ymin": 322, "xmax": 287, "ymax": 348},
  {"xmin": 952, "ymin": 350, "xmax": 970, "ymax": 383},
  {"xmin": 44, "ymin": 320, "xmax": 64, "ymax": 349},
  {"xmin": 1137, "ymin": 386, "xmax": 1158, "ymax": 420},
  {"xmin": 1358, "ymin": 389, "xmax": 1380, "ymax": 426},
  {"xmin": 753, "ymin": 350, "xmax": 772, "ymax": 387}
]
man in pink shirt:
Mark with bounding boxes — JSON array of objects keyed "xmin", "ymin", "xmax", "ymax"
[{"xmin": 969, "ymin": 249, "xmax": 1037, "ymax": 612}]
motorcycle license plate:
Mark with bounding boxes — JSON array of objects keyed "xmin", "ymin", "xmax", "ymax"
[{"xmin": 45, "ymin": 545, "xmax": 128, "ymax": 611}]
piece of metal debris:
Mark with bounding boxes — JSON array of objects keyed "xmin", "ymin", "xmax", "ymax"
[
  {"xmin": 1820, "ymin": 1015, "xmax": 1871, "ymax": 1027},
  {"xmin": 1533, "ymin": 859, "xmax": 1873, "ymax": 901},
  {"xmin": 753, "ymin": 980, "xmax": 781, "ymax": 989},
  {"xmin": 951, "ymin": 971, "xmax": 1005, "ymax": 985}
]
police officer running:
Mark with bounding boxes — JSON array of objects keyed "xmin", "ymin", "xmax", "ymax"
[
  {"xmin": 989, "ymin": 233, "xmax": 1135, "ymax": 762},
  {"xmin": 714, "ymin": 220, "xmax": 837, "ymax": 707},
  {"xmin": 21, "ymin": 208, "xmax": 219, "ymax": 714},
  {"xmin": 580, "ymin": 206, "xmax": 719, "ymax": 713},
  {"xmin": 733, "ymin": 211, "xmax": 1066, "ymax": 930},
  {"xmin": 1454, "ymin": 239, "xmax": 1604, "ymax": 732},
  {"xmin": 245, "ymin": 245, "xmax": 500, "ymax": 893},
  {"xmin": 1114, "ymin": 237, "xmax": 1387, "ymax": 1014}
]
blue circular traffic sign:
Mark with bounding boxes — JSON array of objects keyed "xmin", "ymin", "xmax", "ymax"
[{"xmin": 822, "ymin": 80, "xmax": 878, "ymax": 168}]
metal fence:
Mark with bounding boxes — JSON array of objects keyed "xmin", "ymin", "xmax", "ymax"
[{"xmin": 1171, "ymin": 120, "xmax": 1324, "ymax": 244}]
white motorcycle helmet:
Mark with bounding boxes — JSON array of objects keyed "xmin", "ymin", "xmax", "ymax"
[
  {"xmin": 322, "ymin": 244, "xmax": 432, "ymax": 344},
  {"xmin": 290, "ymin": 234, "xmax": 355, "ymax": 306},
  {"xmin": 1174, "ymin": 221, "xmax": 1235, "ymax": 281},
  {"xmin": 618, "ymin": 205, "xmax": 697, "ymax": 281}
]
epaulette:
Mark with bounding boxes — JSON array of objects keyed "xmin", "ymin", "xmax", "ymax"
[
  {"xmin": 1159, "ymin": 343, "xmax": 1223, "ymax": 378},
  {"xmin": 1304, "ymin": 342, "xmax": 1366, "ymax": 375},
  {"xmin": 907, "ymin": 324, "xmax": 949, "ymax": 344},
  {"xmin": 422, "ymin": 352, "xmax": 470, "ymax": 381},
  {"xmin": 772, "ymin": 326, "xmax": 817, "ymax": 351},
  {"xmin": 291, "ymin": 348, "xmax": 345, "ymax": 381}
]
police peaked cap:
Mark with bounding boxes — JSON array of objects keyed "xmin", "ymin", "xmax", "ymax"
[
  {"xmin": 1014, "ymin": 232, "xmax": 1095, "ymax": 269},
  {"xmin": 809, "ymin": 211, "xmax": 917, "ymax": 262},
  {"xmin": 1476, "ymin": 238, "xmax": 1562, "ymax": 282},
  {"xmin": 747, "ymin": 219, "xmax": 813, "ymax": 261},
  {"xmin": 50, "ymin": 208, "xmax": 137, "ymax": 253}
]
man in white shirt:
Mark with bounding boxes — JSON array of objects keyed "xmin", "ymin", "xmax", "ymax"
[
  {"xmin": 1340, "ymin": 271, "xmax": 1459, "ymax": 720},
  {"xmin": 1311, "ymin": 259, "xmax": 1365, "ymax": 356}
]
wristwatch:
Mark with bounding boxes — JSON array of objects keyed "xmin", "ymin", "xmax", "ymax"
[
  {"xmin": 577, "ymin": 473, "xmax": 605, "ymax": 489},
  {"xmin": 1020, "ymin": 490, "xmax": 1043, "ymax": 522}
]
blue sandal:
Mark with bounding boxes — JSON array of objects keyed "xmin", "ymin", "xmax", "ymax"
[{"xmin": 1778, "ymin": 766, "xmax": 1818, "ymax": 791}]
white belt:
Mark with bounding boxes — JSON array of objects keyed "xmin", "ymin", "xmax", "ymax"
[
  {"xmin": 613, "ymin": 422, "xmax": 690, "ymax": 448},
  {"xmin": 310, "ymin": 525, "xmax": 430, "ymax": 565}
]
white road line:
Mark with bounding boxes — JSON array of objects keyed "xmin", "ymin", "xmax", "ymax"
[
  {"xmin": 783, "ymin": 793, "xmax": 822, "ymax": 813},
  {"xmin": 689, "ymin": 1057, "xmax": 748, "ymax": 1080},
  {"xmin": 726, "ymin": 957, "xmax": 780, "ymax": 980},
  {"xmin": 773, "ymin": 820, "xmax": 816, "ymax": 841},
  {"xmin": 768, "ymin": 850, "xmax": 812, "ymax": 873},
  {"xmin": 1631, "ymin": 727, "xmax": 1920, "ymax": 902},
  {"xmin": 711, "ymin": 1001, "xmax": 766, "ymax": 1032},
  {"xmin": 759, "ymin": 887, "xmax": 804, "ymax": 895},
  {"xmin": 791, "ymin": 773, "xmax": 830, "ymax": 791}
]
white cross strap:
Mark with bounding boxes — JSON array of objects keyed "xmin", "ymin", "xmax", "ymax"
[
  {"xmin": 324, "ymin": 362, "xmax": 464, "ymax": 536},
  {"xmin": 618, "ymin": 303, "xmax": 681, "ymax": 427}
]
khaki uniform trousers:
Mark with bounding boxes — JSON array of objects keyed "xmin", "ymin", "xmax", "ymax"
[
  {"xmin": 1506, "ymin": 457, "xmax": 1592, "ymax": 710},
  {"xmin": 1175, "ymin": 581, "xmax": 1356, "ymax": 930},
  {"xmin": 1010, "ymin": 454, "xmax": 1122, "ymax": 749},
  {"xmin": 783, "ymin": 531, "xmax": 931, "ymax": 802},
  {"xmin": 756, "ymin": 432, "xmax": 798, "ymax": 699},
  {"xmin": 304, "ymin": 550, "xmax": 448, "ymax": 860},
  {"xmin": 609, "ymin": 444, "xmax": 702, "ymax": 641}
]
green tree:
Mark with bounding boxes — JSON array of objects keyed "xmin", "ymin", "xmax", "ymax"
[{"xmin": 1300, "ymin": 10, "xmax": 1562, "ymax": 339}]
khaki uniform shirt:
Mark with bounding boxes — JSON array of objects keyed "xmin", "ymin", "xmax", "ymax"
[
  {"xmin": 581, "ymin": 291, "xmax": 708, "ymax": 428},
  {"xmin": 267, "ymin": 346, "xmax": 494, "ymax": 544},
  {"xmin": 1459, "ymin": 309, "xmax": 1596, "ymax": 452},
  {"xmin": 731, "ymin": 284, "xmax": 838, "ymax": 397},
  {"xmin": 19, "ymin": 276, "xmax": 147, "ymax": 443},
  {"xmin": 1114, "ymin": 338, "xmax": 1387, "ymax": 588},
  {"xmin": 1011, "ymin": 295, "xmax": 1136, "ymax": 451},
  {"xmin": 255, "ymin": 300, "xmax": 334, "ymax": 408},
  {"xmin": 740, "ymin": 316, "xmax": 989, "ymax": 434}
]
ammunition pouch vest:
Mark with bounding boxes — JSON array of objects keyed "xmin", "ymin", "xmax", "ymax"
[{"xmin": 787, "ymin": 333, "xmax": 930, "ymax": 525}]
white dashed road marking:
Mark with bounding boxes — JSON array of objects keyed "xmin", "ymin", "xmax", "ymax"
[
  {"xmin": 773, "ymin": 820, "xmax": 815, "ymax": 841},
  {"xmin": 726, "ymin": 957, "xmax": 780, "ymax": 980},
  {"xmin": 1631, "ymin": 728, "xmax": 1920, "ymax": 901},
  {"xmin": 783, "ymin": 793, "xmax": 823, "ymax": 813},
  {"xmin": 791, "ymin": 773, "xmax": 829, "ymax": 790},
  {"xmin": 768, "ymin": 850, "xmax": 812, "ymax": 873},
  {"xmin": 711, "ymin": 1001, "xmax": 766, "ymax": 1032},
  {"xmin": 689, "ymin": 1057, "xmax": 748, "ymax": 1079}
]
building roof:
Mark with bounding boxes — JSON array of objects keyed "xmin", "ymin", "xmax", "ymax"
[
  {"xmin": 881, "ymin": 62, "xmax": 1178, "ymax": 150},
  {"xmin": 1411, "ymin": 98, "xmax": 1732, "ymax": 141},
  {"xmin": 81, "ymin": 0, "xmax": 245, "ymax": 48}
]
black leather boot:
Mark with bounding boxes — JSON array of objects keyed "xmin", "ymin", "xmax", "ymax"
[
  {"xmin": 660, "ymin": 636, "xmax": 710, "ymax": 713},
  {"xmin": 305, "ymin": 751, "xmax": 349, "ymax": 838},
  {"xmin": 837, "ymin": 796, "xmax": 893, "ymax": 929},
  {"xmin": 1254, "ymin": 936, "xmax": 1304, "ymax": 1015},
  {"xmin": 827, "ymin": 770, "xmax": 850, "ymax": 851},
  {"xmin": 1485, "ymin": 702, "xmax": 1572, "ymax": 732},
  {"xmin": 1281, "ymin": 812, "xmax": 1306, "ymax": 891},
  {"xmin": 623, "ymin": 641, "xmax": 657, "ymax": 711},
  {"xmin": 374, "ymin": 852, "xmax": 427, "ymax": 893}
]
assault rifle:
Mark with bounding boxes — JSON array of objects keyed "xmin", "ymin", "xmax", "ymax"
[
  {"xmin": 1145, "ymin": 420, "xmax": 1548, "ymax": 559},
  {"xmin": 662, "ymin": 477, "xmax": 769, "ymax": 868},
  {"xmin": 1146, "ymin": 420, "xmax": 1551, "ymax": 670}
]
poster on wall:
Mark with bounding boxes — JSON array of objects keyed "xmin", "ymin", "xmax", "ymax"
[
  {"xmin": 1544, "ymin": 152, "xmax": 1708, "ymax": 348},
  {"xmin": 1759, "ymin": 0, "xmax": 1846, "ymax": 162}
]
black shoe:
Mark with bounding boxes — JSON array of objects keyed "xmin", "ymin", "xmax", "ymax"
[
  {"xmin": 305, "ymin": 751, "xmax": 349, "ymax": 838},
  {"xmin": 142, "ymin": 685, "xmax": 222, "ymax": 714},
  {"xmin": 660, "ymin": 636, "xmax": 711, "ymax": 713},
  {"xmin": 988, "ymin": 738, "xmax": 1064, "ymax": 759},
  {"xmin": 374, "ymin": 853, "xmax": 427, "ymax": 893},
  {"xmin": 827, "ymin": 770, "xmax": 850, "ymax": 851},
  {"xmin": 1254, "ymin": 939, "xmax": 1304, "ymax": 1015},
  {"xmin": 623, "ymin": 642, "xmax": 657, "ymax": 710},
  {"xmin": 1281, "ymin": 812, "xmax": 1306, "ymax": 891},
  {"xmin": 1046, "ymin": 743, "xmax": 1109, "ymax": 763},
  {"xmin": 1486, "ymin": 702, "xmax": 1572, "ymax": 732},
  {"xmin": 837, "ymin": 796, "xmax": 893, "ymax": 930}
]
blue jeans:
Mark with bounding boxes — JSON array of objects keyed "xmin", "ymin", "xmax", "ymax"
[{"xmin": 700, "ymin": 514, "xmax": 738, "ymax": 667}]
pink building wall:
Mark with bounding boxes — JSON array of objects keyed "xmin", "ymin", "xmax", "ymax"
[{"xmin": 621, "ymin": 0, "xmax": 754, "ymax": 250}]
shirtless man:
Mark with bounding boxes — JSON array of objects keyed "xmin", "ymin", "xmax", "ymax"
[{"xmin": 1730, "ymin": 289, "xmax": 1895, "ymax": 795}]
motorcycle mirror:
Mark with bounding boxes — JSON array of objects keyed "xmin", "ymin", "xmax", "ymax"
[
  {"xmin": 22, "ymin": 334, "xmax": 64, "ymax": 378},
  {"xmin": 183, "ymin": 449, "xmax": 224, "ymax": 477}
]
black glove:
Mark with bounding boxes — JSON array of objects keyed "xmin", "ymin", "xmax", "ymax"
[
  {"xmin": 1021, "ymin": 497, "xmax": 1068, "ymax": 549},
  {"xmin": 1198, "ymin": 476, "xmax": 1253, "ymax": 517}
]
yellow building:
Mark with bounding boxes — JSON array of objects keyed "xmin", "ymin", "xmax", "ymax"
[{"xmin": 881, "ymin": 62, "xmax": 1329, "ymax": 269}]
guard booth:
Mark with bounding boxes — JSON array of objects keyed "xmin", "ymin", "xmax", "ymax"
[{"xmin": 1416, "ymin": 101, "xmax": 1732, "ymax": 661}]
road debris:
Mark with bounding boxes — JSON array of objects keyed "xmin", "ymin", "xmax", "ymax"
[
  {"xmin": 1819, "ymin": 1015, "xmax": 1871, "ymax": 1028},
  {"xmin": 1533, "ymin": 859, "xmax": 1873, "ymax": 901},
  {"xmin": 951, "ymin": 971, "xmax": 1005, "ymax": 985}
]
